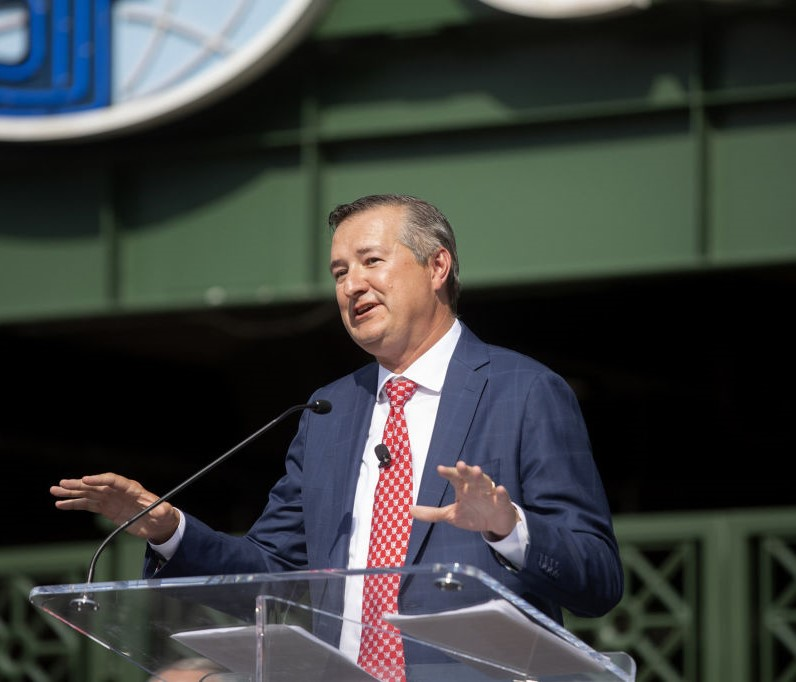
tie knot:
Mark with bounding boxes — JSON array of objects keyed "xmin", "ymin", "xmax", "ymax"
[{"xmin": 385, "ymin": 378, "xmax": 417, "ymax": 408}]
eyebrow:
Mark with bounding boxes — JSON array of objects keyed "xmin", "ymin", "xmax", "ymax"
[{"xmin": 329, "ymin": 245, "xmax": 380, "ymax": 272}]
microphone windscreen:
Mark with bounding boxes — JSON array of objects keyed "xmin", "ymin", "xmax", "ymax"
[
  {"xmin": 311, "ymin": 400, "xmax": 332, "ymax": 414},
  {"xmin": 375, "ymin": 444, "xmax": 391, "ymax": 467}
]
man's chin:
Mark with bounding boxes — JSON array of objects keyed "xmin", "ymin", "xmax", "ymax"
[
  {"xmin": 351, "ymin": 336, "xmax": 382, "ymax": 355},
  {"xmin": 346, "ymin": 328, "xmax": 384, "ymax": 356}
]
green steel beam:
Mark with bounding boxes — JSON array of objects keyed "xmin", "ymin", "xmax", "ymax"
[{"xmin": 0, "ymin": 3, "xmax": 794, "ymax": 323}]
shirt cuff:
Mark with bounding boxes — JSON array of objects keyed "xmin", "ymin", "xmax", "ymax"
[
  {"xmin": 483, "ymin": 503, "xmax": 529, "ymax": 569},
  {"xmin": 147, "ymin": 509, "xmax": 185, "ymax": 561}
]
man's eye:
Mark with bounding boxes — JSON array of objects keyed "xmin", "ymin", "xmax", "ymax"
[{"xmin": 333, "ymin": 270, "xmax": 346, "ymax": 281}]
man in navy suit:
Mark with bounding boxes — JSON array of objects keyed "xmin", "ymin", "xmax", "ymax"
[{"xmin": 52, "ymin": 194, "xmax": 622, "ymax": 671}]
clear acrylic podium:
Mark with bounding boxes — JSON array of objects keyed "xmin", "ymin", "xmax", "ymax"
[{"xmin": 30, "ymin": 563, "xmax": 635, "ymax": 682}]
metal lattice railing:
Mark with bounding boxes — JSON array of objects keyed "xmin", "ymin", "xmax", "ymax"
[
  {"xmin": 566, "ymin": 507, "xmax": 796, "ymax": 682},
  {"xmin": 2, "ymin": 508, "xmax": 795, "ymax": 681},
  {"xmin": 569, "ymin": 540, "xmax": 699, "ymax": 681},
  {"xmin": 0, "ymin": 572, "xmax": 79, "ymax": 682},
  {"xmin": 0, "ymin": 544, "xmax": 95, "ymax": 682},
  {"xmin": 1, "ymin": 536, "xmax": 147, "ymax": 682},
  {"xmin": 760, "ymin": 534, "xmax": 796, "ymax": 682}
]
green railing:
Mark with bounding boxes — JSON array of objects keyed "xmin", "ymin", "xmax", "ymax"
[
  {"xmin": 566, "ymin": 507, "xmax": 796, "ymax": 682},
  {"xmin": 0, "ymin": 536, "xmax": 146, "ymax": 682},
  {"xmin": 4, "ymin": 507, "xmax": 795, "ymax": 681}
]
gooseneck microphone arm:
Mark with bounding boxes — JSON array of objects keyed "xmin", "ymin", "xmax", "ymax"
[{"xmin": 73, "ymin": 399, "xmax": 332, "ymax": 608}]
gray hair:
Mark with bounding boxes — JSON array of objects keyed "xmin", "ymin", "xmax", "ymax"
[{"xmin": 328, "ymin": 194, "xmax": 460, "ymax": 313}]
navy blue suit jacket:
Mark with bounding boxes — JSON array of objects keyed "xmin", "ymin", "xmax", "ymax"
[{"xmin": 146, "ymin": 323, "xmax": 622, "ymax": 626}]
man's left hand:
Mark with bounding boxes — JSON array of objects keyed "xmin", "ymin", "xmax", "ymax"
[{"xmin": 410, "ymin": 461, "xmax": 519, "ymax": 541}]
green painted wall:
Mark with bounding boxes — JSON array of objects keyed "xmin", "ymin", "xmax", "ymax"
[{"xmin": 0, "ymin": 0, "xmax": 794, "ymax": 322}]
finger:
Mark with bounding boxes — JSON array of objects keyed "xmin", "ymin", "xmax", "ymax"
[
  {"xmin": 410, "ymin": 504, "xmax": 451, "ymax": 523},
  {"xmin": 455, "ymin": 461, "xmax": 483, "ymax": 479},
  {"xmin": 480, "ymin": 479, "xmax": 497, "ymax": 496},
  {"xmin": 493, "ymin": 486, "xmax": 513, "ymax": 506},
  {"xmin": 50, "ymin": 486, "xmax": 95, "ymax": 501},
  {"xmin": 436, "ymin": 463, "xmax": 500, "ymax": 498},
  {"xmin": 51, "ymin": 478, "xmax": 88, "ymax": 493},
  {"xmin": 81, "ymin": 473, "xmax": 131, "ymax": 490},
  {"xmin": 433, "ymin": 465, "xmax": 459, "ymax": 485},
  {"xmin": 51, "ymin": 480, "xmax": 107, "ymax": 503},
  {"xmin": 53, "ymin": 497, "xmax": 96, "ymax": 511},
  {"xmin": 52, "ymin": 475, "xmax": 113, "ymax": 495},
  {"xmin": 455, "ymin": 464, "xmax": 499, "ymax": 495},
  {"xmin": 435, "ymin": 462, "xmax": 482, "ymax": 483},
  {"xmin": 50, "ymin": 485, "xmax": 72, "ymax": 498},
  {"xmin": 455, "ymin": 463, "xmax": 496, "ymax": 491}
]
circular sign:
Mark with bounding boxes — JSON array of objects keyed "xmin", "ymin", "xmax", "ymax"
[{"xmin": 0, "ymin": 0, "xmax": 327, "ymax": 142}]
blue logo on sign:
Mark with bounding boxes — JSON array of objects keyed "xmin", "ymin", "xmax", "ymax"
[
  {"xmin": 0, "ymin": 0, "xmax": 111, "ymax": 115},
  {"xmin": 0, "ymin": 0, "xmax": 326, "ymax": 141}
]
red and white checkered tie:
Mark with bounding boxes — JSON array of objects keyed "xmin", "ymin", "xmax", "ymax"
[{"xmin": 357, "ymin": 378, "xmax": 417, "ymax": 682}]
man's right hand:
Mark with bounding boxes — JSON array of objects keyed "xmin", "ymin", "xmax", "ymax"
[{"xmin": 50, "ymin": 473, "xmax": 180, "ymax": 545}]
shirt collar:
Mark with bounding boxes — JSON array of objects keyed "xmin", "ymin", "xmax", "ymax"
[{"xmin": 377, "ymin": 319, "xmax": 462, "ymax": 400}]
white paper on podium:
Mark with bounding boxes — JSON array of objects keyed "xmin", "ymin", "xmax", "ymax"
[
  {"xmin": 172, "ymin": 624, "xmax": 379, "ymax": 682},
  {"xmin": 384, "ymin": 599, "xmax": 607, "ymax": 678}
]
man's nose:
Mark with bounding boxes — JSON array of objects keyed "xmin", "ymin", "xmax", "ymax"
[{"xmin": 343, "ymin": 268, "xmax": 367, "ymax": 297}]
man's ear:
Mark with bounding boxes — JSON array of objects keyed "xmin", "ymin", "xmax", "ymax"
[{"xmin": 430, "ymin": 248, "xmax": 452, "ymax": 294}]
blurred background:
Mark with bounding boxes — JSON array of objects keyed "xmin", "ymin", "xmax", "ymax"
[{"xmin": 1, "ymin": 0, "xmax": 794, "ymax": 680}]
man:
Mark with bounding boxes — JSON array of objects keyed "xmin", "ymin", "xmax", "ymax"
[{"xmin": 52, "ymin": 194, "xmax": 622, "ymax": 678}]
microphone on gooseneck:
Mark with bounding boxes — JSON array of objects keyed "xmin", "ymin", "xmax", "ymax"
[
  {"xmin": 375, "ymin": 443, "xmax": 392, "ymax": 468},
  {"xmin": 69, "ymin": 398, "xmax": 333, "ymax": 612}
]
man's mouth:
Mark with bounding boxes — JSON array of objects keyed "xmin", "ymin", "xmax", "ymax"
[{"xmin": 354, "ymin": 302, "xmax": 377, "ymax": 318}]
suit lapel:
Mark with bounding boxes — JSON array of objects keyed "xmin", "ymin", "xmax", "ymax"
[
  {"xmin": 406, "ymin": 325, "xmax": 489, "ymax": 565},
  {"xmin": 327, "ymin": 364, "xmax": 379, "ymax": 568}
]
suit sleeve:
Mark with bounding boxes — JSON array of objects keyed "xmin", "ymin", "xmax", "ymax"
[{"xmin": 512, "ymin": 370, "xmax": 623, "ymax": 618}]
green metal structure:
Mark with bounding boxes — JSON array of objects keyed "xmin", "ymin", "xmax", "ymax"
[{"xmin": 1, "ymin": 0, "xmax": 795, "ymax": 322}]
